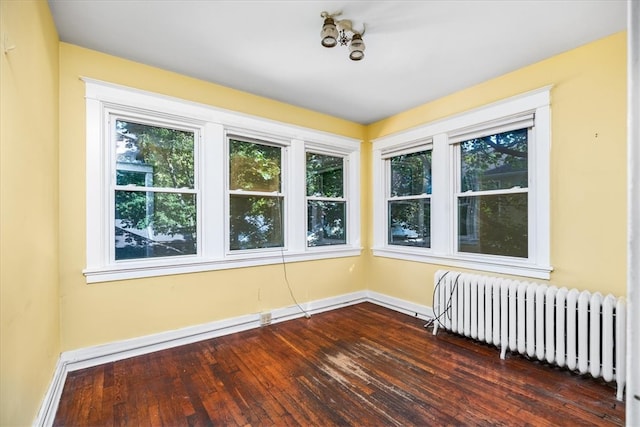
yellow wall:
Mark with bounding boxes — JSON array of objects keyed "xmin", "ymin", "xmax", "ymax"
[
  {"xmin": 366, "ymin": 32, "xmax": 628, "ymax": 305},
  {"xmin": 0, "ymin": 3, "xmax": 627, "ymax": 421},
  {"xmin": 0, "ymin": 1, "xmax": 60, "ymax": 425},
  {"xmin": 58, "ymin": 43, "xmax": 366, "ymax": 351},
  {"xmin": 58, "ymin": 32, "xmax": 628, "ymax": 351}
]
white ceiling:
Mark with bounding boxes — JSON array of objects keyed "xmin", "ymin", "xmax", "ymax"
[{"xmin": 48, "ymin": 0, "xmax": 626, "ymax": 124}]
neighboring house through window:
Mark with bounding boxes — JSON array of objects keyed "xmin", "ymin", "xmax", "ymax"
[{"xmin": 372, "ymin": 88, "xmax": 551, "ymax": 279}]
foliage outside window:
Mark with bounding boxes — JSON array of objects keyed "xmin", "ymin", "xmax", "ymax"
[
  {"xmin": 387, "ymin": 150, "xmax": 432, "ymax": 248},
  {"xmin": 457, "ymin": 128, "xmax": 528, "ymax": 258},
  {"xmin": 306, "ymin": 153, "xmax": 346, "ymax": 246},
  {"xmin": 372, "ymin": 88, "xmax": 551, "ymax": 279},
  {"xmin": 228, "ymin": 139, "xmax": 284, "ymax": 250},
  {"xmin": 84, "ymin": 80, "xmax": 361, "ymax": 283},
  {"xmin": 114, "ymin": 119, "xmax": 197, "ymax": 261}
]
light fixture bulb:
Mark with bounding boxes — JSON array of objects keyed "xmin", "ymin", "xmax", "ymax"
[
  {"xmin": 321, "ymin": 17, "xmax": 338, "ymax": 48},
  {"xmin": 349, "ymin": 33, "xmax": 365, "ymax": 61}
]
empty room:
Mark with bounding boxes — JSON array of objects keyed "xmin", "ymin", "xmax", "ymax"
[{"xmin": 1, "ymin": 0, "xmax": 638, "ymax": 425}]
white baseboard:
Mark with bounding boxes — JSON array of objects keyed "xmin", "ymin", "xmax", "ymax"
[
  {"xmin": 366, "ymin": 290, "xmax": 434, "ymax": 321},
  {"xmin": 35, "ymin": 291, "xmax": 431, "ymax": 426},
  {"xmin": 33, "ymin": 357, "xmax": 68, "ymax": 427}
]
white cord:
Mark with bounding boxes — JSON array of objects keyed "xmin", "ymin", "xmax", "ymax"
[{"xmin": 277, "ymin": 198, "xmax": 311, "ymax": 319}]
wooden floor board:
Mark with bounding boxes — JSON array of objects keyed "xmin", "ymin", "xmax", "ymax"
[{"xmin": 54, "ymin": 302, "xmax": 625, "ymax": 426}]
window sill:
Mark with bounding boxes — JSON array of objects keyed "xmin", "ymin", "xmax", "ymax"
[
  {"xmin": 84, "ymin": 247, "xmax": 363, "ymax": 283},
  {"xmin": 372, "ymin": 247, "xmax": 552, "ymax": 280}
]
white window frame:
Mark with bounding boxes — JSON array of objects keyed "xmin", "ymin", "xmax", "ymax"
[
  {"xmin": 109, "ymin": 112, "xmax": 202, "ymax": 263},
  {"xmin": 384, "ymin": 142, "xmax": 433, "ymax": 248},
  {"xmin": 372, "ymin": 87, "xmax": 552, "ymax": 279},
  {"xmin": 225, "ymin": 135, "xmax": 288, "ymax": 254},
  {"xmin": 305, "ymin": 148, "xmax": 349, "ymax": 248},
  {"xmin": 84, "ymin": 79, "xmax": 361, "ymax": 283},
  {"xmin": 304, "ymin": 142, "xmax": 360, "ymax": 251}
]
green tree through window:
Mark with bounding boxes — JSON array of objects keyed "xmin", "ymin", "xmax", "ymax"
[
  {"xmin": 229, "ymin": 139, "xmax": 283, "ymax": 250},
  {"xmin": 458, "ymin": 128, "xmax": 528, "ymax": 258},
  {"xmin": 306, "ymin": 153, "xmax": 346, "ymax": 246},
  {"xmin": 387, "ymin": 150, "xmax": 432, "ymax": 247},
  {"xmin": 114, "ymin": 120, "xmax": 197, "ymax": 260}
]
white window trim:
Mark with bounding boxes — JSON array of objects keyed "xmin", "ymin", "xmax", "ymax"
[
  {"xmin": 305, "ymin": 149, "xmax": 348, "ymax": 249},
  {"xmin": 372, "ymin": 87, "xmax": 552, "ymax": 279},
  {"xmin": 108, "ymin": 111, "xmax": 203, "ymax": 264},
  {"xmin": 384, "ymin": 142, "xmax": 433, "ymax": 249},
  {"xmin": 84, "ymin": 78, "xmax": 361, "ymax": 283},
  {"xmin": 305, "ymin": 142, "xmax": 360, "ymax": 252},
  {"xmin": 225, "ymin": 135, "xmax": 289, "ymax": 254}
]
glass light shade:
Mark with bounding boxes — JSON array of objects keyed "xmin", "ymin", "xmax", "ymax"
[
  {"xmin": 349, "ymin": 34, "xmax": 365, "ymax": 61},
  {"xmin": 321, "ymin": 18, "xmax": 338, "ymax": 47}
]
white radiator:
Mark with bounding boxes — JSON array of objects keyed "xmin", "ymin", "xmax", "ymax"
[{"xmin": 431, "ymin": 270, "xmax": 627, "ymax": 401}]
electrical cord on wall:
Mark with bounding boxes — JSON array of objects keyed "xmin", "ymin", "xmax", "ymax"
[
  {"xmin": 277, "ymin": 197, "xmax": 311, "ymax": 319},
  {"xmin": 424, "ymin": 271, "xmax": 460, "ymax": 330}
]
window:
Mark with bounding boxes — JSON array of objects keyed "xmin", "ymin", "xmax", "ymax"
[
  {"xmin": 456, "ymin": 128, "xmax": 528, "ymax": 258},
  {"xmin": 372, "ymin": 88, "xmax": 551, "ymax": 279},
  {"xmin": 114, "ymin": 119, "xmax": 198, "ymax": 260},
  {"xmin": 84, "ymin": 79, "xmax": 361, "ymax": 283},
  {"xmin": 386, "ymin": 149, "xmax": 432, "ymax": 247},
  {"xmin": 306, "ymin": 152, "xmax": 346, "ymax": 247},
  {"xmin": 228, "ymin": 138, "xmax": 284, "ymax": 251}
]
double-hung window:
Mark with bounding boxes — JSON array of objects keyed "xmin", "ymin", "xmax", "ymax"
[
  {"xmin": 228, "ymin": 138, "xmax": 284, "ymax": 251},
  {"xmin": 113, "ymin": 118, "xmax": 199, "ymax": 261},
  {"xmin": 372, "ymin": 88, "xmax": 551, "ymax": 279},
  {"xmin": 385, "ymin": 147, "xmax": 432, "ymax": 248},
  {"xmin": 84, "ymin": 79, "xmax": 361, "ymax": 283},
  {"xmin": 453, "ymin": 121, "xmax": 531, "ymax": 258},
  {"xmin": 306, "ymin": 152, "xmax": 347, "ymax": 247}
]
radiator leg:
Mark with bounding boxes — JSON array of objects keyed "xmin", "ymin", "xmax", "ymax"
[
  {"xmin": 616, "ymin": 383, "xmax": 625, "ymax": 402},
  {"xmin": 433, "ymin": 321, "xmax": 439, "ymax": 336},
  {"xmin": 500, "ymin": 343, "xmax": 507, "ymax": 360}
]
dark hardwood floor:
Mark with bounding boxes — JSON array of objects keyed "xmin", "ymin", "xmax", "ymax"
[{"xmin": 53, "ymin": 302, "xmax": 625, "ymax": 426}]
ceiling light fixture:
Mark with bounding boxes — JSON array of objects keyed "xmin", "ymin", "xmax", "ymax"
[{"xmin": 320, "ymin": 11, "xmax": 366, "ymax": 61}]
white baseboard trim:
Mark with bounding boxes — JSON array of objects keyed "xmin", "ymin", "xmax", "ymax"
[
  {"xmin": 35, "ymin": 291, "xmax": 431, "ymax": 426},
  {"xmin": 33, "ymin": 357, "xmax": 68, "ymax": 427},
  {"xmin": 366, "ymin": 290, "xmax": 434, "ymax": 321}
]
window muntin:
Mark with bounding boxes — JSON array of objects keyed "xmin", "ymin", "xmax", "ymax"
[
  {"xmin": 371, "ymin": 87, "xmax": 551, "ymax": 279},
  {"xmin": 387, "ymin": 150, "xmax": 432, "ymax": 247},
  {"xmin": 113, "ymin": 119, "xmax": 197, "ymax": 261},
  {"xmin": 306, "ymin": 152, "xmax": 346, "ymax": 246},
  {"xmin": 228, "ymin": 139, "xmax": 284, "ymax": 251},
  {"xmin": 84, "ymin": 80, "xmax": 362, "ymax": 283},
  {"xmin": 456, "ymin": 128, "xmax": 529, "ymax": 258}
]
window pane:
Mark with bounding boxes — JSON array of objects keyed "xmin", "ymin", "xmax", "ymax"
[
  {"xmin": 390, "ymin": 151, "xmax": 431, "ymax": 197},
  {"xmin": 115, "ymin": 191, "xmax": 196, "ymax": 260},
  {"xmin": 306, "ymin": 153, "xmax": 343, "ymax": 197},
  {"xmin": 458, "ymin": 193, "xmax": 528, "ymax": 257},
  {"xmin": 115, "ymin": 120, "xmax": 194, "ymax": 189},
  {"xmin": 461, "ymin": 128, "xmax": 528, "ymax": 192},
  {"xmin": 229, "ymin": 139, "xmax": 281, "ymax": 192},
  {"xmin": 307, "ymin": 201, "xmax": 346, "ymax": 246},
  {"xmin": 388, "ymin": 199, "xmax": 430, "ymax": 247},
  {"xmin": 229, "ymin": 195, "xmax": 283, "ymax": 250}
]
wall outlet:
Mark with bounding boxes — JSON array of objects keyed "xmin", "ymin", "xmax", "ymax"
[{"xmin": 259, "ymin": 312, "xmax": 272, "ymax": 326}]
